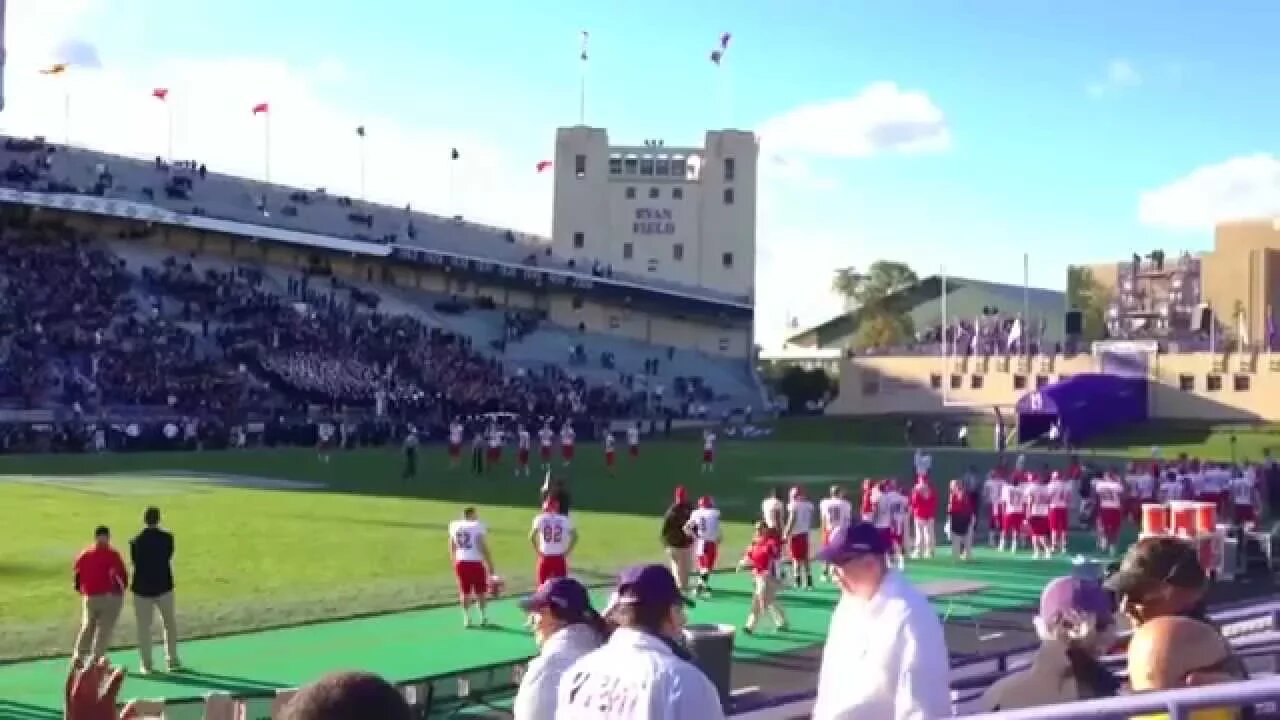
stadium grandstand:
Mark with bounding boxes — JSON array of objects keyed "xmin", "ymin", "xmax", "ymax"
[{"xmin": 0, "ymin": 125, "xmax": 767, "ymax": 448}]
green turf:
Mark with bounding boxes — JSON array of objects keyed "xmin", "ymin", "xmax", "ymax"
[
  {"xmin": 0, "ymin": 426, "xmax": 1262, "ymax": 717},
  {"xmin": 2, "ymin": 430, "xmax": 1266, "ymax": 662},
  {"xmin": 0, "ymin": 546, "xmax": 1075, "ymax": 718}
]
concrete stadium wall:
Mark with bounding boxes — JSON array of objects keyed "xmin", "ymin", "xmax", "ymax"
[
  {"xmin": 53, "ymin": 211, "xmax": 752, "ymax": 359},
  {"xmin": 831, "ymin": 352, "xmax": 1280, "ymax": 421}
]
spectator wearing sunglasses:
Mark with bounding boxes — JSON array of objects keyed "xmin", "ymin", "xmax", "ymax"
[
  {"xmin": 1104, "ymin": 536, "xmax": 1209, "ymax": 626},
  {"xmin": 1108, "ymin": 537, "xmax": 1254, "ymax": 720},
  {"xmin": 1127, "ymin": 615, "xmax": 1248, "ymax": 720}
]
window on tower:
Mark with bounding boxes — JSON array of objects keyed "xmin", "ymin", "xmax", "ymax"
[
  {"xmin": 724, "ymin": 157, "xmax": 736, "ymax": 182},
  {"xmin": 655, "ymin": 155, "xmax": 670, "ymax": 176},
  {"xmin": 672, "ymin": 187, "xmax": 683, "ymax": 200},
  {"xmin": 574, "ymin": 154, "xmax": 587, "ymax": 177},
  {"xmin": 648, "ymin": 187, "xmax": 659, "ymax": 199},
  {"xmin": 573, "ymin": 231, "xmax": 585, "ymax": 249},
  {"xmin": 673, "ymin": 243, "xmax": 684, "ymax": 261},
  {"xmin": 608, "ymin": 156, "xmax": 622, "ymax": 175},
  {"xmin": 722, "ymin": 252, "xmax": 734, "ymax": 268},
  {"xmin": 623, "ymin": 242, "xmax": 634, "ymax": 260},
  {"xmin": 624, "ymin": 156, "xmax": 638, "ymax": 174},
  {"xmin": 671, "ymin": 156, "xmax": 687, "ymax": 178},
  {"xmin": 625, "ymin": 187, "xmax": 636, "ymax": 199},
  {"xmin": 639, "ymin": 156, "xmax": 654, "ymax": 175},
  {"xmin": 723, "ymin": 188, "xmax": 735, "ymax": 205}
]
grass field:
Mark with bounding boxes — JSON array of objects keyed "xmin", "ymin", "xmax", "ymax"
[{"xmin": 0, "ymin": 424, "xmax": 1273, "ymax": 663}]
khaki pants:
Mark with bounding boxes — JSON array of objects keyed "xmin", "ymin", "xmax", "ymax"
[
  {"xmin": 73, "ymin": 594, "xmax": 123, "ymax": 662},
  {"xmin": 134, "ymin": 591, "xmax": 180, "ymax": 669},
  {"xmin": 665, "ymin": 546, "xmax": 692, "ymax": 591}
]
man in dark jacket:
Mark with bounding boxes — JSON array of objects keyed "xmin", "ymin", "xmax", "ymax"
[
  {"xmin": 661, "ymin": 486, "xmax": 695, "ymax": 593},
  {"xmin": 131, "ymin": 506, "xmax": 182, "ymax": 673}
]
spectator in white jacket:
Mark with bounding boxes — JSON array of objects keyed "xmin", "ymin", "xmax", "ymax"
[
  {"xmin": 813, "ymin": 523, "xmax": 952, "ymax": 720},
  {"xmin": 513, "ymin": 578, "xmax": 607, "ymax": 720},
  {"xmin": 557, "ymin": 564, "xmax": 725, "ymax": 719}
]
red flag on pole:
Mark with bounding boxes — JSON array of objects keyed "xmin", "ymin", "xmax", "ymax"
[
  {"xmin": 152, "ymin": 88, "xmax": 169, "ymax": 101},
  {"xmin": 536, "ymin": 160, "xmax": 552, "ymax": 173},
  {"xmin": 252, "ymin": 102, "xmax": 269, "ymax": 115}
]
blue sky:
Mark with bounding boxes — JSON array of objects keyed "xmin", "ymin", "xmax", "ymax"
[{"xmin": 8, "ymin": 0, "xmax": 1280, "ymax": 348}]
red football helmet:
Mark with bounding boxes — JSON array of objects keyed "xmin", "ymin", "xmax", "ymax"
[{"xmin": 698, "ymin": 495, "xmax": 714, "ymax": 508}]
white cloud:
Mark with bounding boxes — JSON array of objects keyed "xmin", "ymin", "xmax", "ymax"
[
  {"xmin": 1138, "ymin": 154, "xmax": 1280, "ymax": 231},
  {"xmin": 2, "ymin": 1, "xmax": 552, "ymax": 236},
  {"xmin": 756, "ymin": 82, "xmax": 950, "ymax": 159},
  {"xmin": 1087, "ymin": 58, "xmax": 1142, "ymax": 97}
]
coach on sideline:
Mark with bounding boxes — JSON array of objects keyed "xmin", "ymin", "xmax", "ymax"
[
  {"xmin": 812, "ymin": 522, "xmax": 950, "ymax": 720},
  {"xmin": 660, "ymin": 487, "xmax": 695, "ymax": 593},
  {"xmin": 131, "ymin": 506, "xmax": 182, "ymax": 673},
  {"xmin": 72, "ymin": 526, "xmax": 128, "ymax": 667}
]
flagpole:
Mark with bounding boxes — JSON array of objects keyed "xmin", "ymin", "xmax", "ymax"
[
  {"xmin": 167, "ymin": 102, "xmax": 174, "ymax": 160},
  {"xmin": 1210, "ymin": 305, "xmax": 1216, "ymax": 355},
  {"xmin": 578, "ymin": 31, "xmax": 588, "ymax": 125},
  {"xmin": 63, "ymin": 85, "xmax": 71, "ymax": 146},
  {"xmin": 359, "ymin": 132, "xmax": 367, "ymax": 201},
  {"xmin": 448, "ymin": 152, "xmax": 456, "ymax": 217},
  {"xmin": 263, "ymin": 112, "xmax": 271, "ymax": 184},
  {"xmin": 1022, "ymin": 252, "xmax": 1030, "ymax": 354},
  {"xmin": 940, "ymin": 266, "xmax": 949, "ymax": 394}
]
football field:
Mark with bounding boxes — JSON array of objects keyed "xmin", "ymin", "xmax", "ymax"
[{"xmin": 0, "ymin": 430, "xmax": 1270, "ymax": 717}]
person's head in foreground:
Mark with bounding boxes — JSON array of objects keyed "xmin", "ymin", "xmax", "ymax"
[
  {"xmin": 143, "ymin": 506, "xmax": 161, "ymax": 527},
  {"xmin": 93, "ymin": 525, "xmax": 110, "ymax": 547},
  {"xmin": 279, "ymin": 671, "xmax": 412, "ymax": 720},
  {"xmin": 1127, "ymin": 616, "xmax": 1244, "ymax": 720},
  {"xmin": 817, "ymin": 522, "xmax": 887, "ymax": 600},
  {"xmin": 1034, "ymin": 576, "xmax": 1117, "ymax": 655},
  {"xmin": 519, "ymin": 576, "xmax": 607, "ymax": 648},
  {"xmin": 1105, "ymin": 536, "xmax": 1208, "ymax": 626},
  {"xmin": 604, "ymin": 564, "xmax": 693, "ymax": 642}
]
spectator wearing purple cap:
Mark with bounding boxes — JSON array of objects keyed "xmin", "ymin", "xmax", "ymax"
[
  {"xmin": 977, "ymin": 576, "xmax": 1120, "ymax": 713},
  {"xmin": 812, "ymin": 523, "xmax": 950, "ymax": 720},
  {"xmin": 556, "ymin": 564, "xmax": 724, "ymax": 719},
  {"xmin": 514, "ymin": 578, "xmax": 607, "ymax": 720}
]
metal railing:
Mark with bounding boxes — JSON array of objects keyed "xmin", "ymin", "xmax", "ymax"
[{"xmin": 963, "ymin": 675, "xmax": 1280, "ymax": 720}]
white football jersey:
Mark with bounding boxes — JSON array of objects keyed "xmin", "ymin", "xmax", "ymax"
[
  {"xmin": 449, "ymin": 424, "xmax": 463, "ymax": 444},
  {"xmin": 1047, "ymin": 480, "xmax": 1070, "ymax": 508},
  {"xmin": 819, "ymin": 497, "xmax": 852, "ymax": 532},
  {"xmin": 761, "ymin": 497, "xmax": 785, "ymax": 529},
  {"xmin": 449, "ymin": 519, "xmax": 487, "ymax": 562},
  {"xmin": 1000, "ymin": 483, "xmax": 1025, "ymax": 513},
  {"xmin": 533, "ymin": 512, "xmax": 574, "ymax": 556},
  {"xmin": 539, "ymin": 427, "xmax": 554, "ymax": 447},
  {"xmin": 627, "ymin": 427, "xmax": 640, "ymax": 445},
  {"xmin": 985, "ymin": 477, "xmax": 1007, "ymax": 506},
  {"xmin": 1027, "ymin": 485, "xmax": 1052, "ymax": 516},
  {"xmin": 687, "ymin": 507, "xmax": 722, "ymax": 543},
  {"xmin": 1094, "ymin": 479, "xmax": 1125, "ymax": 508},
  {"xmin": 787, "ymin": 499, "xmax": 815, "ymax": 536},
  {"xmin": 518, "ymin": 429, "xmax": 531, "ymax": 449}
]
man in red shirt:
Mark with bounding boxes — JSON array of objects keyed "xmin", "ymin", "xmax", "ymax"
[
  {"xmin": 909, "ymin": 477, "xmax": 938, "ymax": 559},
  {"xmin": 72, "ymin": 526, "xmax": 128, "ymax": 666}
]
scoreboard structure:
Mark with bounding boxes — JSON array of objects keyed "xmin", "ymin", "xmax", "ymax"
[{"xmin": 550, "ymin": 126, "xmax": 758, "ymax": 302}]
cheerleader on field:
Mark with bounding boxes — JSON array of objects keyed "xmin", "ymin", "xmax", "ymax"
[{"xmin": 737, "ymin": 521, "xmax": 789, "ymax": 634}]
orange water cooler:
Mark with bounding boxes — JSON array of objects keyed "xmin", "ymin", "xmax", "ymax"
[{"xmin": 1140, "ymin": 503, "xmax": 1169, "ymax": 537}]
